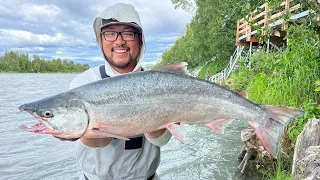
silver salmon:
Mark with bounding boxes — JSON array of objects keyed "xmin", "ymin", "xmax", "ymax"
[{"xmin": 19, "ymin": 62, "xmax": 303, "ymax": 157}]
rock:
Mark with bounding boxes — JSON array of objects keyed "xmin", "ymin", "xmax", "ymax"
[
  {"xmin": 296, "ymin": 146, "xmax": 320, "ymax": 180},
  {"xmin": 237, "ymin": 128, "xmax": 274, "ymax": 179},
  {"xmin": 292, "ymin": 118, "xmax": 320, "ymax": 180},
  {"xmin": 295, "ymin": 146, "xmax": 320, "ymax": 180},
  {"xmin": 304, "ymin": 167, "xmax": 320, "ymax": 180},
  {"xmin": 241, "ymin": 129, "xmax": 255, "ymax": 142}
]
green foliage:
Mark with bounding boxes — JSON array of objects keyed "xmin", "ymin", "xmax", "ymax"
[
  {"xmin": 0, "ymin": 51, "xmax": 90, "ymax": 73},
  {"xmin": 170, "ymin": 0, "xmax": 195, "ymax": 13},
  {"xmin": 266, "ymin": 103, "xmax": 320, "ymax": 179},
  {"xmin": 163, "ymin": 0, "xmax": 265, "ymax": 69},
  {"xmin": 230, "ymin": 68, "xmax": 255, "ymax": 90},
  {"xmin": 249, "ymin": 51, "xmax": 283, "ymax": 75},
  {"xmin": 170, "ymin": 1, "xmax": 320, "ymax": 179},
  {"xmin": 316, "ymin": 79, "xmax": 320, "ymax": 92},
  {"xmin": 263, "ymin": 154, "xmax": 292, "ymax": 180},
  {"xmin": 288, "ymin": 103, "xmax": 320, "ymax": 143},
  {"xmin": 198, "ymin": 60, "xmax": 226, "ymax": 79},
  {"xmin": 231, "ymin": 20, "xmax": 319, "ymax": 180},
  {"xmin": 232, "ymin": 24, "xmax": 320, "ymax": 107}
]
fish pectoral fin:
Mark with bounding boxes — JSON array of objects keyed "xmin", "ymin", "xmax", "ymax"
[
  {"xmin": 90, "ymin": 128, "xmax": 130, "ymax": 141},
  {"xmin": 204, "ymin": 118, "xmax": 233, "ymax": 134},
  {"xmin": 167, "ymin": 123, "xmax": 185, "ymax": 143}
]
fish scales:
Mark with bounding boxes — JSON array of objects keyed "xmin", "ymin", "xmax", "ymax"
[{"xmin": 19, "ymin": 63, "xmax": 304, "ymax": 157}]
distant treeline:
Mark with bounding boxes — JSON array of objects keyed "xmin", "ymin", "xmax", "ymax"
[{"xmin": 0, "ymin": 51, "xmax": 90, "ymax": 73}]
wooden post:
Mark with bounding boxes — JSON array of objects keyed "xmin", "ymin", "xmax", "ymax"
[
  {"xmin": 246, "ymin": 14, "xmax": 253, "ymax": 42},
  {"xmin": 282, "ymin": 0, "xmax": 291, "ymax": 31},
  {"xmin": 316, "ymin": 0, "xmax": 320, "ymax": 21},
  {"xmin": 236, "ymin": 20, "xmax": 240, "ymax": 44},
  {"xmin": 262, "ymin": 3, "xmax": 269, "ymax": 36},
  {"xmin": 249, "ymin": 41, "xmax": 252, "ymax": 57},
  {"xmin": 285, "ymin": 0, "xmax": 290, "ymax": 10}
]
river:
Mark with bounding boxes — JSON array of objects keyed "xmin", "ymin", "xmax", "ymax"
[{"xmin": 0, "ymin": 73, "xmax": 246, "ymax": 180}]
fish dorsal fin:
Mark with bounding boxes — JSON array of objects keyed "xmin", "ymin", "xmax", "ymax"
[{"xmin": 153, "ymin": 62, "xmax": 189, "ymax": 75}]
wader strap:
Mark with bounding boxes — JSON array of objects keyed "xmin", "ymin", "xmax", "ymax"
[
  {"xmin": 147, "ymin": 173, "xmax": 155, "ymax": 180},
  {"xmin": 124, "ymin": 136, "xmax": 143, "ymax": 150},
  {"xmin": 99, "ymin": 65, "xmax": 110, "ymax": 79},
  {"xmin": 84, "ymin": 174, "xmax": 88, "ymax": 180}
]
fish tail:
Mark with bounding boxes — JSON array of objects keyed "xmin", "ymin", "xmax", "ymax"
[{"xmin": 248, "ymin": 105, "xmax": 304, "ymax": 158}]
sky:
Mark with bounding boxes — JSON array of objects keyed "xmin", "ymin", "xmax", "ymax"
[{"xmin": 0, "ymin": 0, "xmax": 193, "ymax": 67}]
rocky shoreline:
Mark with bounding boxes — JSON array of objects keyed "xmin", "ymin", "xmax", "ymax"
[{"xmin": 236, "ymin": 118, "xmax": 320, "ymax": 180}]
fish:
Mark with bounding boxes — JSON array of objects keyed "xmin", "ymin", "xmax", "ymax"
[{"xmin": 18, "ymin": 62, "xmax": 303, "ymax": 158}]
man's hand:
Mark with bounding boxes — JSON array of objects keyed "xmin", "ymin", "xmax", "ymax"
[
  {"xmin": 53, "ymin": 136, "xmax": 79, "ymax": 141},
  {"xmin": 146, "ymin": 123, "xmax": 180, "ymax": 139},
  {"xmin": 80, "ymin": 137, "xmax": 113, "ymax": 147},
  {"xmin": 54, "ymin": 126, "xmax": 113, "ymax": 147}
]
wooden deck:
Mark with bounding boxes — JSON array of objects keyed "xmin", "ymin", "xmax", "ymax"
[{"xmin": 236, "ymin": 0, "xmax": 320, "ymax": 46}]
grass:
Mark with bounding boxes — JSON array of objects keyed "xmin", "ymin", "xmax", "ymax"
[{"xmin": 206, "ymin": 23, "xmax": 320, "ymax": 179}]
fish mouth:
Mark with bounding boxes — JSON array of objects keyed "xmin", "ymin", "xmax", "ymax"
[
  {"xmin": 19, "ymin": 121, "xmax": 55, "ymax": 134},
  {"xmin": 19, "ymin": 110, "xmax": 56, "ymax": 134}
]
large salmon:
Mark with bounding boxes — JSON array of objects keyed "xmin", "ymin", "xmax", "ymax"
[{"xmin": 19, "ymin": 63, "xmax": 303, "ymax": 157}]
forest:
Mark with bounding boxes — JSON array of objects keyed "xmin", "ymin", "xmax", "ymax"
[{"xmin": 0, "ymin": 51, "xmax": 90, "ymax": 73}]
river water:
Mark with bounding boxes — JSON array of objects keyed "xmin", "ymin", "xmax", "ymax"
[{"xmin": 0, "ymin": 73, "xmax": 246, "ymax": 180}]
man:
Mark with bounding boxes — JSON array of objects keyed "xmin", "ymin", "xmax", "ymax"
[
  {"xmin": 68, "ymin": 3, "xmax": 172, "ymax": 180},
  {"xmin": 205, "ymin": 71, "xmax": 210, "ymax": 81}
]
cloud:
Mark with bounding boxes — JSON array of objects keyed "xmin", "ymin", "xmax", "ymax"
[
  {"xmin": 22, "ymin": 4, "xmax": 61, "ymax": 22},
  {"xmin": 9, "ymin": 46, "xmax": 45, "ymax": 52},
  {"xmin": 0, "ymin": 0, "xmax": 193, "ymax": 66},
  {"xmin": 143, "ymin": 60, "xmax": 158, "ymax": 67},
  {"xmin": 55, "ymin": 50, "xmax": 64, "ymax": 54},
  {"xmin": 88, "ymin": 56, "xmax": 104, "ymax": 61},
  {"xmin": 0, "ymin": 29, "xmax": 90, "ymax": 49}
]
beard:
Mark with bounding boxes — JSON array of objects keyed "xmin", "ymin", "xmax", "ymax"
[
  {"xmin": 102, "ymin": 45, "xmax": 140, "ymax": 70},
  {"xmin": 106, "ymin": 55, "xmax": 135, "ymax": 69}
]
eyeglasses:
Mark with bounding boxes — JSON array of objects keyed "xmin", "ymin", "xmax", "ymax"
[{"xmin": 101, "ymin": 31, "xmax": 139, "ymax": 42}]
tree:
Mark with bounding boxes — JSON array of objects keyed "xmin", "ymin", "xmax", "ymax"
[
  {"xmin": 7, "ymin": 51, "xmax": 20, "ymax": 71},
  {"xmin": 163, "ymin": 0, "xmax": 265, "ymax": 71},
  {"xmin": 32, "ymin": 55, "xmax": 42, "ymax": 72},
  {"xmin": 19, "ymin": 53, "xmax": 29, "ymax": 72},
  {"xmin": 0, "ymin": 56, "xmax": 10, "ymax": 72}
]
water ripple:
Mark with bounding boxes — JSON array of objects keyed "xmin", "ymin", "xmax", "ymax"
[{"xmin": 0, "ymin": 73, "xmax": 245, "ymax": 180}]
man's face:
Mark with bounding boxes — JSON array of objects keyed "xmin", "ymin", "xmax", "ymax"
[{"xmin": 101, "ymin": 24, "xmax": 142, "ymax": 72}]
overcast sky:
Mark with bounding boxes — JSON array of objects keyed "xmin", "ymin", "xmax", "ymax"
[{"xmin": 0, "ymin": 0, "xmax": 193, "ymax": 67}]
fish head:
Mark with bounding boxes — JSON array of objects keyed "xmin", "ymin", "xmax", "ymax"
[{"xmin": 19, "ymin": 94, "xmax": 88, "ymax": 139}]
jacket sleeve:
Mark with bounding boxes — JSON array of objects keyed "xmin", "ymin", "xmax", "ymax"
[{"xmin": 144, "ymin": 129, "xmax": 172, "ymax": 146}]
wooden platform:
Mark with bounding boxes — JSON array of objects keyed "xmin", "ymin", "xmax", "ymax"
[{"xmin": 236, "ymin": 0, "xmax": 320, "ymax": 46}]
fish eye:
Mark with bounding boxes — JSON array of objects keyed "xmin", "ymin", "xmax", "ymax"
[{"xmin": 42, "ymin": 111, "xmax": 53, "ymax": 118}]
